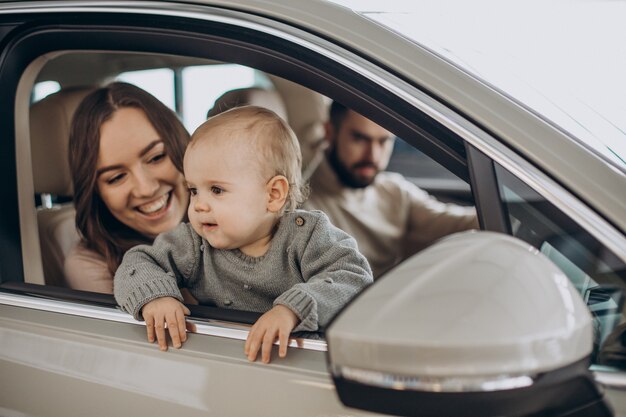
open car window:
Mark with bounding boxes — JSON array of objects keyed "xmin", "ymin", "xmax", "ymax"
[{"xmin": 18, "ymin": 44, "xmax": 476, "ymax": 341}]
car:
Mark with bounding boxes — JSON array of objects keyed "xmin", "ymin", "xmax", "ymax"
[{"xmin": 0, "ymin": 0, "xmax": 624, "ymax": 416}]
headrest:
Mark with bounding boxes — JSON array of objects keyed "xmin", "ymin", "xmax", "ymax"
[
  {"xmin": 207, "ymin": 87, "xmax": 288, "ymax": 122},
  {"xmin": 30, "ymin": 87, "xmax": 94, "ymax": 196}
]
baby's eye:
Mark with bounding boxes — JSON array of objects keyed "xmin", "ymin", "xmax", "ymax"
[
  {"xmin": 188, "ymin": 187, "xmax": 197, "ymax": 196},
  {"xmin": 211, "ymin": 186, "xmax": 224, "ymax": 195},
  {"xmin": 106, "ymin": 173, "xmax": 125, "ymax": 185},
  {"xmin": 148, "ymin": 153, "xmax": 166, "ymax": 164}
]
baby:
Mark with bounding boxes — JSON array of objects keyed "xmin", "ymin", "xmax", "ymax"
[{"xmin": 114, "ymin": 106, "xmax": 373, "ymax": 363}]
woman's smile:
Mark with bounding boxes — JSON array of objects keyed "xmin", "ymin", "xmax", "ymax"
[{"xmin": 136, "ymin": 191, "xmax": 171, "ymax": 216}]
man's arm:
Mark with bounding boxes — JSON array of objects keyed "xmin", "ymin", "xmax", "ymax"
[{"xmin": 402, "ymin": 178, "xmax": 478, "ymax": 257}]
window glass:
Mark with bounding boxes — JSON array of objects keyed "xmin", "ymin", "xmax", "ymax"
[
  {"xmin": 181, "ymin": 64, "xmax": 269, "ymax": 132},
  {"xmin": 495, "ymin": 164, "xmax": 626, "ymax": 369},
  {"xmin": 32, "ymin": 80, "xmax": 61, "ymax": 103},
  {"xmin": 116, "ymin": 68, "xmax": 175, "ymax": 109},
  {"xmin": 388, "ymin": 138, "xmax": 472, "ymax": 205},
  {"xmin": 117, "ymin": 64, "xmax": 270, "ymax": 132}
]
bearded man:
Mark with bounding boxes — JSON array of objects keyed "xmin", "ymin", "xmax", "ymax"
[{"xmin": 303, "ymin": 101, "xmax": 478, "ymax": 278}]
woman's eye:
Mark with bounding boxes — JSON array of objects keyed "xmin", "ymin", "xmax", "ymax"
[
  {"xmin": 188, "ymin": 187, "xmax": 197, "ymax": 196},
  {"xmin": 106, "ymin": 173, "xmax": 125, "ymax": 185},
  {"xmin": 148, "ymin": 153, "xmax": 166, "ymax": 164},
  {"xmin": 211, "ymin": 186, "xmax": 224, "ymax": 195}
]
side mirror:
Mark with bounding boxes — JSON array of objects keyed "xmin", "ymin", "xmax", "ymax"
[{"xmin": 326, "ymin": 231, "xmax": 613, "ymax": 417}]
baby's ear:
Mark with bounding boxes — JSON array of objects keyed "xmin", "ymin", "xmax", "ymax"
[{"xmin": 266, "ymin": 175, "xmax": 289, "ymax": 213}]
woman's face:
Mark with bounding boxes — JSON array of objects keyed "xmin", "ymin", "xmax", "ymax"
[{"xmin": 96, "ymin": 107, "xmax": 188, "ymax": 238}]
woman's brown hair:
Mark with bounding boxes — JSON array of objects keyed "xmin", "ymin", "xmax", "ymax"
[{"xmin": 68, "ymin": 82, "xmax": 190, "ymax": 273}]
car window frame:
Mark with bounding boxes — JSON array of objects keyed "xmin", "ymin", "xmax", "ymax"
[{"xmin": 0, "ymin": 6, "xmax": 473, "ymax": 351}]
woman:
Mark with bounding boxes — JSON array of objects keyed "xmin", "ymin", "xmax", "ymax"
[{"xmin": 65, "ymin": 82, "xmax": 190, "ymax": 293}]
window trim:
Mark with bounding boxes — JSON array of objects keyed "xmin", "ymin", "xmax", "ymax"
[
  {"xmin": 466, "ymin": 145, "xmax": 508, "ymax": 233},
  {"xmin": 0, "ymin": 287, "xmax": 328, "ymax": 352}
]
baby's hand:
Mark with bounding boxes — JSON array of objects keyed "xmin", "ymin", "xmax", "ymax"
[
  {"xmin": 141, "ymin": 296, "xmax": 191, "ymax": 351},
  {"xmin": 244, "ymin": 305, "xmax": 299, "ymax": 363}
]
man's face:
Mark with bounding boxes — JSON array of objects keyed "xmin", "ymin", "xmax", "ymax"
[{"xmin": 327, "ymin": 110, "xmax": 395, "ymax": 188}]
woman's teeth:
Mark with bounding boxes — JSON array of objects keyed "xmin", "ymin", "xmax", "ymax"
[{"xmin": 137, "ymin": 193, "xmax": 169, "ymax": 214}]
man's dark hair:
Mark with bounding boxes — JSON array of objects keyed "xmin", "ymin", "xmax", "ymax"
[{"xmin": 329, "ymin": 100, "xmax": 350, "ymax": 130}]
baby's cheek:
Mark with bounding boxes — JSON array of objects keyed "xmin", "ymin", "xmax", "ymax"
[{"xmin": 188, "ymin": 216, "xmax": 203, "ymax": 236}]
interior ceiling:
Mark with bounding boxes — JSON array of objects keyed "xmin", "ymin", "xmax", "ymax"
[{"xmin": 36, "ymin": 51, "xmax": 219, "ymax": 87}]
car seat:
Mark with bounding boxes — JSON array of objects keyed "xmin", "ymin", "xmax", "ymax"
[{"xmin": 29, "ymin": 86, "xmax": 94, "ymax": 287}]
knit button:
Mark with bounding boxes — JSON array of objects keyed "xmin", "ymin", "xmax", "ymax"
[
  {"xmin": 295, "ymin": 216, "xmax": 305, "ymax": 226},
  {"xmin": 324, "ymin": 277, "xmax": 334, "ymax": 284},
  {"xmin": 224, "ymin": 300, "xmax": 232, "ymax": 306},
  {"xmin": 200, "ymin": 244, "xmax": 205, "ymax": 252},
  {"xmin": 129, "ymin": 269, "xmax": 136, "ymax": 276},
  {"xmin": 243, "ymin": 284, "xmax": 251, "ymax": 290}
]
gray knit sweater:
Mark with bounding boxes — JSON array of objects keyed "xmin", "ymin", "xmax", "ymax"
[{"xmin": 114, "ymin": 210, "xmax": 373, "ymax": 332}]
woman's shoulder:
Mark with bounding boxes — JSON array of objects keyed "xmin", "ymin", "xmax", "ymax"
[{"xmin": 64, "ymin": 242, "xmax": 113, "ymax": 294}]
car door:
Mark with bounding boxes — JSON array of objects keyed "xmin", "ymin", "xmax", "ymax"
[{"xmin": 0, "ymin": 1, "xmax": 624, "ymax": 416}]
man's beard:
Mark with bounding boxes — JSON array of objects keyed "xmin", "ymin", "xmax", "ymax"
[{"xmin": 327, "ymin": 145, "xmax": 378, "ymax": 189}]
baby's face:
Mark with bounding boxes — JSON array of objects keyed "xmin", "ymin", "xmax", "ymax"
[{"xmin": 184, "ymin": 136, "xmax": 275, "ymax": 256}]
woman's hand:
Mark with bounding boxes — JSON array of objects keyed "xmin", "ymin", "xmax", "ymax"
[
  {"xmin": 141, "ymin": 296, "xmax": 191, "ymax": 351},
  {"xmin": 244, "ymin": 305, "xmax": 299, "ymax": 363}
]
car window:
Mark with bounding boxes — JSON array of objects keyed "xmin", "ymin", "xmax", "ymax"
[
  {"xmin": 494, "ymin": 164, "xmax": 626, "ymax": 369},
  {"xmin": 16, "ymin": 19, "xmax": 477, "ymax": 351},
  {"xmin": 116, "ymin": 68, "xmax": 176, "ymax": 109},
  {"xmin": 117, "ymin": 64, "xmax": 272, "ymax": 132},
  {"xmin": 388, "ymin": 138, "xmax": 473, "ymax": 205},
  {"xmin": 31, "ymin": 80, "xmax": 61, "ymax": 103}
]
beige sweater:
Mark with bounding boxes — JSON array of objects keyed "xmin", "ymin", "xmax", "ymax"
[
  {"xmin": 64, "ymin": 243, "xmax": 112, "ymax": 293},
  {"xmin": 303, "ymin": 158, "xmax": 479, "ymax": 278}
]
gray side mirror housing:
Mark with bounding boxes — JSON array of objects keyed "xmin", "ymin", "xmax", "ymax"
[{"xmin": 326, "ymin": 231, "xmax": 613, "ymax": 417}]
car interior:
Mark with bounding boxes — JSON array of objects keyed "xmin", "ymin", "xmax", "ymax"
[
  {"xmin": 23, "ymin": 51, "xmax": 473, "ymax": 289},
  {"xmin": 9, "ymin": 50, "xmax": 477, "ymax": 333}
]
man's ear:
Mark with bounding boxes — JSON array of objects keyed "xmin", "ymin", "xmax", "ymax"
[{"xmin": 266, "ymin": 175, "xmax": 289, "ymax": 213}]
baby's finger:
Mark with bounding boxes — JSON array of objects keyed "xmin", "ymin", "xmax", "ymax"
[
  {"xmin": 261, "ymin": 330, "xmax": 276, "ymax": 364},
  {"xmin": 244, "ymin": 324, "xmax": 258, "ymax": 356},
  {"xmin": 145, "ymin": 314, "xmax": 155, "ymax": 343},
  {"xmin": 155, "ymin": 318, "xmax": 168, "ymax": 351},
  {"xmin": 175, "ymin": 309, "xmax": 187, "ymax": 343},
  {"xmin": 166, "ymin": 313, "xmax": 181, "ymax": 349},
  {"xmin": 246, "ymin": 331, "xmax": 261, "ymax": 362},
  {"xmin": 278, "ymin": 328, "xmax": 289, "ymax": 358}
]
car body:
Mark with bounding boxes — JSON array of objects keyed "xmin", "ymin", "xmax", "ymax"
[{"xmin": 0, "ymin": 1, "xmax": 624, "ymax": 416}]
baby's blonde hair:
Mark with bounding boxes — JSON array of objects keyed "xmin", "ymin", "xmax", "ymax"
[{"xmin": 189, "ymin": 105, "xmax": 307, "ymax": 213}]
